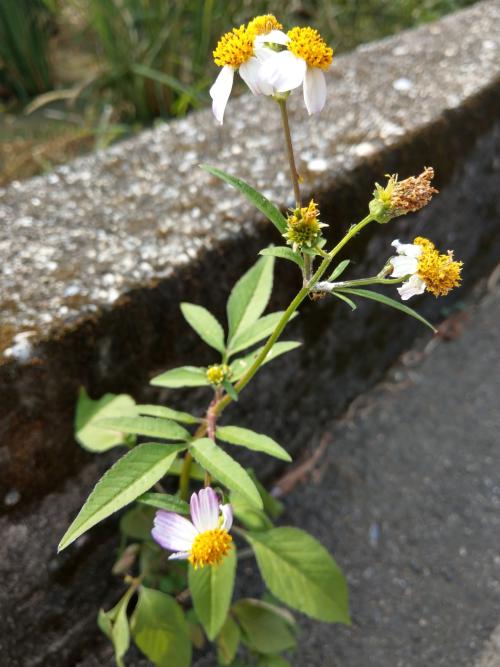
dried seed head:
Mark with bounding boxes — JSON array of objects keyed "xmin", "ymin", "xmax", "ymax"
[{"xmin": 370, "ymin": 167, "xmax": 438, "ymax": 223}]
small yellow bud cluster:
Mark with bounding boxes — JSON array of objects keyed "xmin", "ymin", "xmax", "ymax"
[
  {"xmin": 414, "ymin": 237, "xmax": 463, "ymax": 297},
  {"xmin": 370, "ymin": 168, "xmax": 438, "ymax": 223},
  {"xmin": 283, "ymin": 200, "xmax": 327, "ymax": 252},
  {"xmin": 213, "ymin": 15, "xmax": 282, "ymax": 68},
  {"xmin": 247, "ymin": 14, "xmax": 283, "ymax": 37},
  {"xmin": 206, "ymin": 364, "xmax": 232, "ymax": 386}
]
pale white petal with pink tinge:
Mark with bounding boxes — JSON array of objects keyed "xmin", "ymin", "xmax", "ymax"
[{"xmin": 152, "ymin": 511, "xmax": 197, "ymax": 552}]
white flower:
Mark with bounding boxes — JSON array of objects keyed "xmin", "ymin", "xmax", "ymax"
[
  {"xmin": 152, "ymin": 487, "xmax": 233, "ymax": 568},
  {"xmin": 261, "ymin": 26, "xmax": 334, "ymax": 115},
  {"xmin": 209, "ymin": 17, "xmax": 288, "ymax": 124},
  {"xmin": 390, "ymin": 239, "xmax": 426, "ymax": 301}
]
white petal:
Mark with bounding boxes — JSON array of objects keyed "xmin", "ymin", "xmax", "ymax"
[
  {"xmin": 168, "ymin": 551, "xmax": 190, "ymax": 561},
  {"xmin": 391, "ymin": 239, "xmax": 422, "ymax": 258},
  {"xmin": 303, "ymin": 67, "xmax": 327, "ymax": 115},
  {"xmin": 209, "ymin": 66, "xmax": 234, "ymax": 125},
  {"xmin": 254, "ymin": 30, "xmax": 290, "ymax": 47},
  {"xmin": 220, "ymin": 504, "xmax": 233, "ymax": 531},
  {"xmin": 390, "ymin": 255, "xmax": 419, "ymax": 278},
  {"xmin": 239, "ymin": 58, "xmax": 273, "ymax": 96},
  {"xmin": 261, "ymin": 50, "xmax": 306, "ymax": 93},
  {"xmin": 196, "ymin": 487, "xmax": 219, "ymax": 531},
  {"xmin": 152, "ymin": 511, "xmax": 197, "ymax": 552},
  {"xmin": 397, "ymin": 274, "xmax": 426, "ymax": 301}
]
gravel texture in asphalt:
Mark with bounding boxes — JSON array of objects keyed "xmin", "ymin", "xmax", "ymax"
[{"xmin": 282, "ymin": 276, "xmax": 500, "ymax": 666}]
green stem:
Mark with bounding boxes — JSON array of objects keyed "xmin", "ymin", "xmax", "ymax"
[
  {"xmin": 277, "ymin": 97, "xmax": 301, "ymax": 209},
  {"xmin": 215, "ymin": 214, "xmax": 374, "ymax": 416},
  {"xmin": 329, "ymin": 276, "xmax": 404, "ymax": 289}
]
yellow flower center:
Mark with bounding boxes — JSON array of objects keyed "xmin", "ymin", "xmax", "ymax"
[
  {"xmin": 287, "ymin": 26, "xmax": 333, "ymax": 70},
  {"xmin": 189, "ymin": 529, "xmax": 232, "ymax": 568},
  {"xmin": 213, "ymin": 25, "xmax": 254, "ymax": 68},
  {"xmin": 414, "ymin": 237, "xmax": 463, "ymax": 297},
  {"xmin": 247, "ymin": 14, "xmax": 283, "ymax": 37}
]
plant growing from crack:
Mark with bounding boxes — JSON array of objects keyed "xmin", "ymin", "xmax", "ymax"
[{"xmin": 59, "ymin": 14, "xmax": 462, "ymax": 667}]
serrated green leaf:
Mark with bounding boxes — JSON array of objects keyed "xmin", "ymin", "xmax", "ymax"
[
  {"xmin": 180, "ymin": 302, "xmax": 226, "ymax": 353},
  {"xmin": 189, "ymin": 545, "xmax": 237, "ymax": 640},
  {"xmin": 233, "ymin": 598, "xmax": 296, "ymax": 655},
  {"xmin": 95, "ymin": 415, "xmax": 191, "ymax": 442},
  {"xmin": 337, "ymin": 287, "xmax": 436, "ymax": 331},
  {"xmin": 332, "ymin": 291, "xmax": 357, "ymax": 310},
  {"xmin": 150, "ymin": 366, "xmax": 209, "ymax": 389},
  {"xmin": 137, "ymin": 404, "xmax": 200, "ymax": 424},
  {"xmin": 132, "ymin": 587, "xmax": 191, "ymax": 667},
  {"xmin": 138, "ymin": 492, "xmax": 190, "ymax": 514},
  {"xmin": 230, "ymin": 342, "xmax": 301, "ymax": 382},
  {"xmin": 190, "ymin": 438, "xmax": 262, "ymax": 508},
  {"xmin": 227, "ymin": 256, "xmax": 274, "ymax": 344},
  {"xmin": 228, "ymin": 311, "xmax": 298, "ymax": 357},
  {"xmin": 217, "ymin": 426, "xmax": 291, "ymax": 462},
  {"xmin": 259, "ymin": 247, "xmax": 304, "ymax": 270},
  {"xmin": 327, "ymin": 259, "xmax": 351, "ymax": 281},
  {"xmin": 217, "ymin": 615, "xmax": 241, "ymax": 666},
  {"xmin": 58, "ymin": 443, "xmax": 186, "ymax": 551},
  {"xmin": 201, "ymin": 164, "xmax": 287, "ymax": 234},
  {"xmin": 75, "ymin": 389, "xmax": 137, "ymax": 453},
  {"xmin": 243, "ymin": 527, "xmax": 350, "ymax": 624}
]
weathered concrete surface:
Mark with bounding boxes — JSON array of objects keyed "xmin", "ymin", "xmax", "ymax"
[{"xmin": 1, "ymin": 2, "xmax": 500, "ymax": 665}]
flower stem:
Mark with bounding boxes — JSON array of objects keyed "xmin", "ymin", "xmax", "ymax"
[{"xmin": 277, "ymin": 97, "xmax": 301, "ymax": 209}]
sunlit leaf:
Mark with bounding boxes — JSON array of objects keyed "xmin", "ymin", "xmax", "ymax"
[
  {"xmin": 150, "ymin": 366, "xmax": 209, "ymax": 389},
  {"xmin": 58, "ymin": 443, "xmax": 186, "ymax": 551},
  {"xmin": 217, "ymin": 426, "xmax": 291, "ymax": 462},
  {"xmin": 227, "ymin": 256, "xmax": 274, "ymax": 344},
  {"xmin": 243, "ymin": 527, "xmax": 350, "ymax": 623},
  {"xmin": 137, "ymin": 404, "xmax": 200, "ymax": 424},
  {"xmin": 75, "ymin": 388, "xmax": 137, "ymax": 453},
  {"xmin": 138, "ymin": 492, "xmax": 190, "ymax": 514},
  {"xmin": 260, "ymin": 247, "xmax": 304, "ymax": 270},
  {"xmin": 190, "ymin": 438, "xmax": 262, "ymax": 508},
  {"xmin": 180, "ymin": 302, "xmax": 226, "ymax": 353},
  {"xmin": 189, "ymin": 546, "xmax": 237, "ymax": 640},
  {"xmin": 132, "ymin": 587, "xmax": 191, "ymax": 667},
  {"xmin": 95, "ymin": 415, "xmax": 191, "ymax": 441}
]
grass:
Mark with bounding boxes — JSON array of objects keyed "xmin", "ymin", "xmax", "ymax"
[{"xmin": 0, "ymin": 0, "xmax": 478, "ymax": 185}]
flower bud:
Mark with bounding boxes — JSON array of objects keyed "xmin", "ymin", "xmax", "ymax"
[
  {"xmin": 283, "ymin": 199, "xmax": 328, "ymax": 252},
  {"xmin": 206, "ymin": 364, "xmax": 232, "ymax": 386}
]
